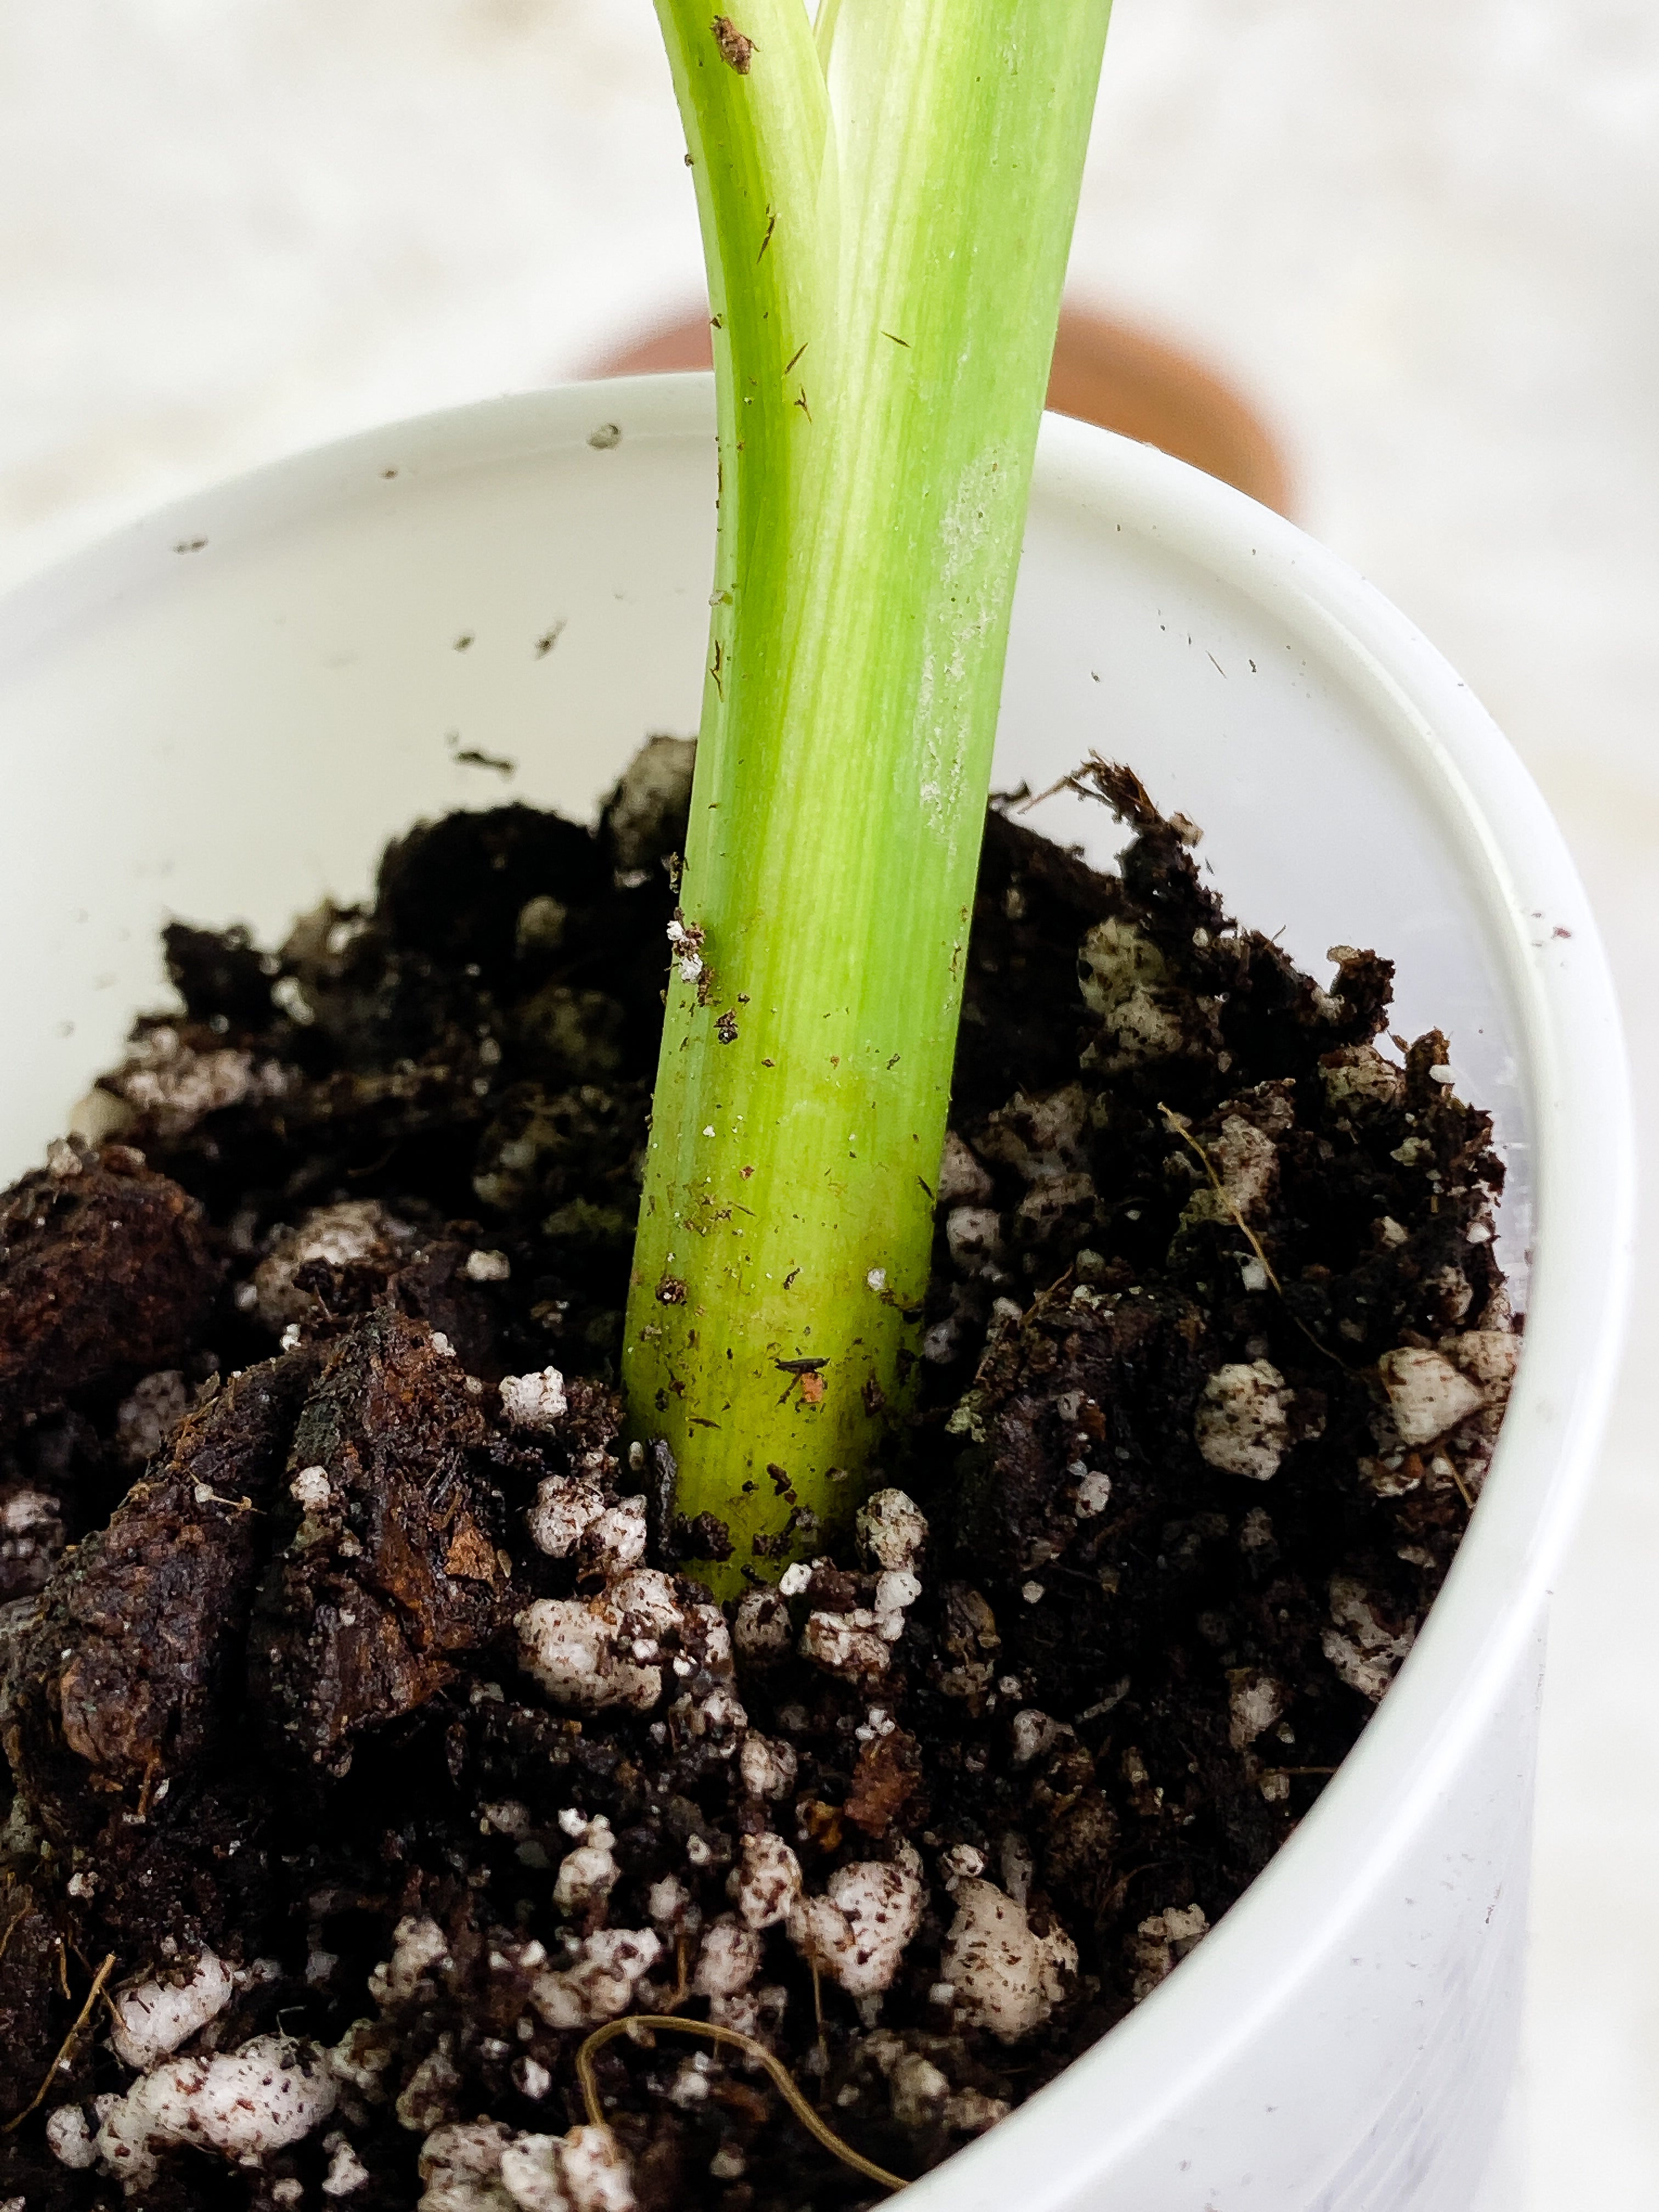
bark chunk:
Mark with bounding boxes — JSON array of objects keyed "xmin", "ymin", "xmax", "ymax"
[
  {"xmin": 247, "ymin": 1309, "xmax": 512, "ymax": 1766},
  {"xmin": 2, "ymin": 1351, "xmax": 314, "ymax": 1841},
  {"xmin": 0, "ymin": 1148, "xmax": 220, "ymax": 1442}
]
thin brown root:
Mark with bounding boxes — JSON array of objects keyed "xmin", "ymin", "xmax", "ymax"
[
  {"xmin": 3, "ymin": 1951, "xmax": 115, "ymax": 2134},
  {"xmin": 810, "ymin": 1957, "xmax": 828, "ymax": 2086},
  {"xmin": 1098, "ymin": 1858, "xmax": 1169, "ymax": 1922},
  {"xmin": 1159, "ymin": 1103, "xmax": 1352, "ymax": 1373},
  {"xmin": 1016, "ymin": 752, "xmax": 1163, "ymax": 832},
  {"xmin": 575, "ymin": 2014, "xmax": 905, "ymax": 2194},
  {"xmin": 136, "ymin": 1754, "xmax": 162, "ymax": 1821},
  {"xmin": 1015, "ymin": 769, "xmax": 1085, "ymax": 815},
  {"xmin": 1448, "ymin": 1461, "xmax": 1476, "ymax": 1513},
  {"xmin": 665, "ymin": 1933, "xmax": 691, "ymax": 2014},
  {"xmin": 0, "ymin": 1906, "xmax": 27, "ymax": 1970}
]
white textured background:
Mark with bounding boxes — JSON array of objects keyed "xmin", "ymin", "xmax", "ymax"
[{"xmin": 2, "ymin": 2, "xmax": 1654, "ymax": 2199}]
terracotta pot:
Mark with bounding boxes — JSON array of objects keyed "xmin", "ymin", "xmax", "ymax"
[{"xmin": 591, "ymin": 300, "xmax": 1294, "ymax": 516}]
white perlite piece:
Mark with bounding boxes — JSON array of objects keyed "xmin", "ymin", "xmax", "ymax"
[
  {"xmin": 481, "ymin": 1799, "xmax": 532, "ymax": 1840},
  {"xmin": 1127, "ymin": 1904, "xmax": 1210, "ymax": 2002},
  {"xmin": 872, "ymin": 1569, "xmax": 922, "ymax": 1639},
  {"xmin": 556, "ymin": 2126, "xmax": 637, "ymax": 2212},
  {"xmin": 1013, "ymin": 1167, "xmax": 1106, "ymax": 1256},
  {"xmin": 0, "ymin": 1489, "xmax": 63, "ymax": 1576},
  {"xmin": 112, "ymin": 1027, "xmax": 287, "ymax": 1139},
  {"xmin": 524, "ymin": 1477, "xmax": 604, "ymax": 1560},
  {"xmin": 998, "ymin": 1833, "xmax": 1036, "ymax": 1908},
  {"xmin": 799, "ymin": 1610, "xmax": 893, "ymax": 1680},
  {"xmin": 1322, "ymin": 1576, "xmax": 1417, "ymax": 1703},
  {"xmin": 416, "ymin": 2118, "xmax": 512, "ymax": 2212},
  {"xmin": 786, "ymin": 1860, "xmax": 925, "ymax": 1998},
  {"xmin": 529, "ymin": 1929, "xmax": 662, "ymax": 2029},
  {"xmin": 978, "ymin": 1084, "xmax": 1089, "ymax": 1184},
  {"xmin": 515, "ymin": 1592, "xmax": 658, "ymax": 1709},
  {"xmin": 516, "ymin": 1569, "xmax": 726, "ymax": 1714},
  {"xmin": 1009, "ymin": 1710, "xmax": 1071, "ymax": 1769},
  {"xmin": 864, "ymin": 2032, "xmax": 950, "ymax": 2129},
  {"xmin": 939, "ymin": 1879, "xmax": 1077, "ymax": 2042},
  {"xmin": 693, "ymin": 1915, "xmax": 763, "ymax": 2000},
  {"xmin": 1226, "ymin": 1668, "xmax": 1290, "ymax": 1750},
  {"xmin": 1076, "ymin": 916, "xmax": 1183, "ymax": 1068},
  {"xmin": 855, "ymin": 1488, "xmax": 928, "ymax": 1573},
  {"xmin": 552, "ymin": 1815, "xmax": 618, "ymax": 1916},
  {"xmin": 1442, "ymin": 1329, "xmax": 1520, "ymax": 1391},
  {"xmin": 290, "ymin": 1465, "xmax": 332, "ymax": 1511},
  {"xmin": 397, "ymin": 2036, "xmax": 462, "ymax": 2132},
  {"xmin": 322, "ymin": 2132, "xmax": 371, "ymax": 2197},
  {"xmin": 738, "ymin": 1731, "xmax": 798, "ymax": 1802},
  {"xmin": 521, "ymin": 2128, "xmax": 635, "ymax": 2212},
  {"xmin": 326, "ymin": 2019, "xmax": 396, "ymax": 2101},
  {"xmin": 944, "ymin": 1205, "xmax": 1004, "ymax": 1272},
  {"xmin": 1376, "ymin": 1346, "xmax": 1484, "ymax": 1446},
  {"xmin": 526, "ymin": 1485, "xmax": 650, "ymax": 1576},
  {"xmin": 1074, "ymin": 1467, "xmax": 1113, "ymax": 1518},
  {"xmin": 1194, "ymin": 1361, "xmax": 1290, "ymax": 1481},
  {"xmin": 936, "ymin": 1131, "xmax": 994, "ymax": 1206},
  {"xmin": 513, "ymin": 2059, "xmax": 552, "ymax": 2103},
  {"xmin": 368, "ymin": 1916, "xmax": 449, "ymax": 2006},
  {"xmin": 665, "ymin": 915, "xmax": 706, "ymax": 986},
  {"xmin": 94, "ymin": 2036, "xmax": 336, "ymax": 2190},
  {"xmin": 114, "ymin": 1369, "xmax": 193, "ymax": 1470},
  {"xmin": 46, "ymin": 2107, "xmax": 98, "ymax": 2170},
  {"xmin": 582, "ymin": 1499, "xmax": 648, "ymax": 1575},
  {"xmin": 922, "ymin": 1317, "xmax": 962, "ymax": 1364},
  {"xmin": 1318, "ymin": 1043, "xmax": 1404, "ymax": 1115},
  {"xmin": 940, "ymin": 1843, "xmax": 985, "ymax": 1888},
  {"xmin": 1179, "ymin": 1113, "xmax": 1280, "ymax": 1229},
  {"xmin": 732, "ymin": 1589, "xmax": 791, "ymax": 1663},
  {"xmin": 647, "ymin": 1873, "xmax": 693, "ymax": 1930},
  {"xmin": 108, "ymin": 1948, "xmax": 234, "ymax": 2070},
  {"xmin": 464, "ymin": 1249, "xmax": 511, "ymax": 1283},
  {"xmin": 251, "ymin": 1200, "xmax": 411, "ymax": 1331},
  {"xmin": 500, "ymin": 1367, "xmax": 569, "ymax": 1432},
  {"xmin": 799, "ymin": 1504, "xmax": 927, "ymax": 1680},
  {"xmin": 736, "ymin": 1833, "xmax": 804, "ymax": 1930},
  {"xmin": 419, "ymin": 2117, "xmax": 635, "ymax": 2212}
]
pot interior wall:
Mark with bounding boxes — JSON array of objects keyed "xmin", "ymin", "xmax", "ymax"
[{"xmin": 0, "ymin": 380, "xmax": 1532, "ymax": 1275}]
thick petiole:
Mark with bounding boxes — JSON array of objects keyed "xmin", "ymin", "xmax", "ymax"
[{"xmin": 625, "ymin": 0, "xmax": 1113, "ymax": 1590}]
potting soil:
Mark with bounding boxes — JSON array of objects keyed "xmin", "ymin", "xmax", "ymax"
[{"xmin": 0, "ymin": 741, "xmax": 1516, "ymax": 2209}]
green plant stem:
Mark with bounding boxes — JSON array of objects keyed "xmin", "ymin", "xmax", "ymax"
[{"xmin": 627, "ymin": 0, "xmax": 1111, "ymax": 1589}]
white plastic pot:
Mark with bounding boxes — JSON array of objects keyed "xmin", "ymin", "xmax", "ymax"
[{"xmin": 0, "ymin": 376, "xmax": 1631, "ymax": 2208}]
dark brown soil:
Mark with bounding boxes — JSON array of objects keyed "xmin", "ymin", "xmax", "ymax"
[{"xmin": 0, "ymin": 741, "xmax": 1514, "ymax": 2210}]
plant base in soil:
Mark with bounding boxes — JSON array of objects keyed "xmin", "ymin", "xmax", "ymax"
[{"xmin": 0, "ymin": 740, "xmax": 1516, "ymax": 2210}]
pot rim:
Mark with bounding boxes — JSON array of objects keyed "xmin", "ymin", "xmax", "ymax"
[{"xmin": 0, "ymin": 374, "xmax": 1633, "ymax": 2197}]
